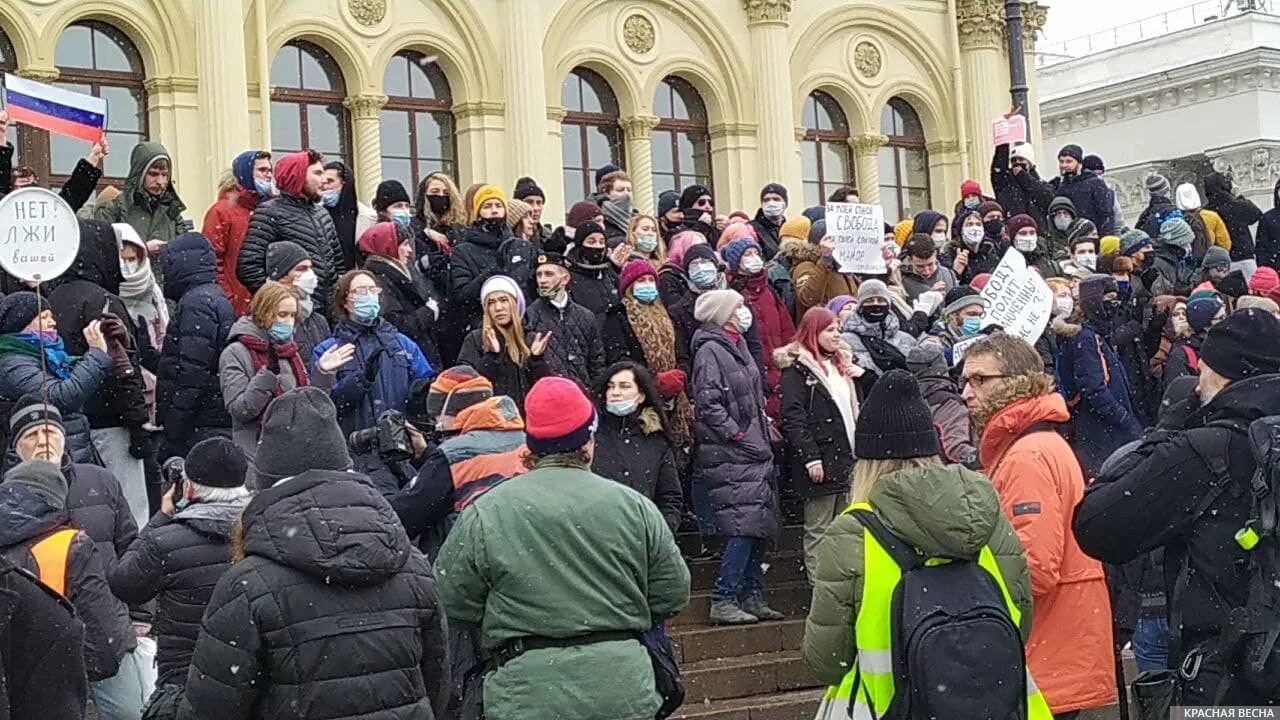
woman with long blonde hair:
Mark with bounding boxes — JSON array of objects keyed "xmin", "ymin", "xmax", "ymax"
[
  {"xmin": 625, "ymin": 213, "xmax": 666, "ymax": 269},
  {"xmin": 457, "ymin": 275, "xmax": 551, "ymax": 409}
]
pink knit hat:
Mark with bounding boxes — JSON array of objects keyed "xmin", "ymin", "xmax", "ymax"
[
  {"xmin": 618, "ymin": 259, "xmax": 657, "ymax": 295},
  {"xmin": 1249, "ymin": 266, "xmax": 1280, "ymax": 296}
]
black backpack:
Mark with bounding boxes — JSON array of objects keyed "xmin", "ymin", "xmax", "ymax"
[{"xmin": 850, "ymin": 508, "xmax": 1028, "ymax": 720}]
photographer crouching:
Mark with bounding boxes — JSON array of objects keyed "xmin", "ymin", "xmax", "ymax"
[
  {"xmin": 108, "ymin": 437, "xmax": 250, "ymax": 719},
  {"xmin": 348, "ymin": 378, "xmax": 435, "ymax": 499}
]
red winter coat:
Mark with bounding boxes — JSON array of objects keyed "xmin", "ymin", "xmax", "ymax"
[
  {"xmin": 735, "ymin": 272, "xmax": 795, "ymax": 421},
  {"xmin": 201, "ymin": 187, "xmax": 257, "ymax": 315}
]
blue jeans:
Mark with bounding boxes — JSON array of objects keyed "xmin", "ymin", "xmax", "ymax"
[
  {"xmin": 90, "ymin": 648, "xmax": 153, "ymax": 720},
  {"xmin": 712, "ymin": 536, "xmax": 765, "ymax": 602},
  {"xmin": 690, "ymin": 464, "xmax": 715, "ymax": 537},
  {"xmin": 1132, "ymin": 616, "xmax": 1169, "ymax": 673}
]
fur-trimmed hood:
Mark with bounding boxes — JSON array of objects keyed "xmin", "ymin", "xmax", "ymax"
[
  {"xmin": 772, "ymin": 340, "xmax": 863, "ymax": 378},
  {"xmin": 776, "ymin": 236, "xmax": 821, "ymax": 264},
  {"xmin": 1051, "ymin": 315, "xmax": 1082, "ymax": 338}
]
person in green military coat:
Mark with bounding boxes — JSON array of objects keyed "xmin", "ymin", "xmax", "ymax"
[
  {"xmin": 437, "ymin": 376, "xmax": 690, "ymax": 720},
  {"xmin": 95, "ymin": 141, "xmax": 187, "ymax": 260}
]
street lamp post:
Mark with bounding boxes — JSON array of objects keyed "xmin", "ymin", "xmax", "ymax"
[{"xmin": 1004, "ymin": 0, "xmax": 1030, "ymax": 139}]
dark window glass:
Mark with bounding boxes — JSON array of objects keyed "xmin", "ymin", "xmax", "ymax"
[
  {"xmin": 270, "ymin": 40, "xmax": 350, "ymax": 166},
  {"xmin": 801, "ymin": 91, "xmax": 853, "ymax": 207},
  {"xmin": 878, "ymin": 97, "xmax": 930, "ymax": 224},
  {"xmin": 560, "ymin": 67, "xmax": 623, "ymax": 201},
  {"xmin": 379, "ymin": 51, "xmax": 455, "ymax": 190},
  {"xmin": 651, "ymin": 76, "xmax": 712, "ymax": 196}
]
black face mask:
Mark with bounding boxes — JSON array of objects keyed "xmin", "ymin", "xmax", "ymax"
[
  {"xmin": 480, "ymin": 218, "xmax": 507, "ymax": 236},
  {"xmin": 581, "ymin": 247, "xmax": 607, "ymax": 265},
  {"xmin": 984, "ymin": 219, "xmax": 1004, "ymax": 238},
  {"xmin": 1101, "ymin": 298, "xmax": 1121, "ymax": 318},
  {"xmin": 427, "ymin": 195, "xmax": 451, "ymax": 215},
  {"xmin": 859, "ymin": 305, "xmax": 890, "ymax": 324}
]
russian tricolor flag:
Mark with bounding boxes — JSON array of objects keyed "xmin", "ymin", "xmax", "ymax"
[{"xmin": 2, "ymin": 74, "xmax": 106, "ymax": 143}]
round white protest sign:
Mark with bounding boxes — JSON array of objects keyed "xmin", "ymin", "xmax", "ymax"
[{"xmin": 0, "ymin": 187, "xmax": 80, "ymax": 282}]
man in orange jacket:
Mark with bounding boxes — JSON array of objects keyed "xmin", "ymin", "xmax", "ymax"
[{"xmin": 961, "ymin": 332, "xmax": 1117, "ymax": 720}]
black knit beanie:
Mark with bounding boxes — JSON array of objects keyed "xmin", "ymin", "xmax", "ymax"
[
  {"xmin": 657, "ymin": 190, "xmax": 679, "ymax": 218},
  {"xmin": 266, "ymin": 241, "xmax": 309, "ymax": 281},
  {"xmin": 184, "ymin": 437, "xmax": 248, "ymax": 489},
  {"xmin": 855, "ymin": 369, "xmax": 941, "ymax": 460},
  {"xmin": 373, "ymin": 180, "xmax": 412, "ymax": 213},
  {"xmin": 513, "ymin": 176, "xmax": 545, "ymax": 202},
  {"xmin": 1200, "ymin": 308, "xmax": 1280, "ymax": 381}
]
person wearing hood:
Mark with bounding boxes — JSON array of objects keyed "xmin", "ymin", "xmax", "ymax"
[
  {"xmin": 201, "ymin": 150, "xmax": 272, "ymax": 314},
  {"xmin": 115, "ymin": 222, "xmax": 170, "ymax": 365},
  {"xmin": 359, "ymin": 220, "xmax": 442, "ymax": 368},
  {"xmin": 690, "ymin": 290, "xmax": 781, "ymax": 625},
  {"xmin": 176, "ymin": 388, "xmax": 450, "ymax": 720},
  {"xmin": 321, "ymin": 161, "xmax": 377, "ymax": 271},
  {"xmin": 1203, "ymin": 171, "xmax": 1263, "ymax": 277},
  {"xmin": 1255, "ymin": 177, "xmax": 1280, "ymax": 269},
  {"xmin": 1073, "ymin": 309, "xmax": 1280, "ymax": 707},
  {"xmin": 1054, "ymin": 274, "xmax": 1142, "ymax": 477},
  {"xmin": 437, "ymin": 377, "xmax": 688, "ymax": 719},
  {"xmin": 95, "ymin": 141, "xmax": 187, "ymax": 260},
  {"xmin": 961, "ymin": 333, "xmax": 1116, "ymax": 717},
  {"xmin": 900, "ymin": 233, "xmax": 958, "ymax": 302},
  {"xmin": 950, "ymin": 203, "xmax": 1005, "ymax": 284},
  {"xmin": 457, "ymin": 276, "xmax": 550, "ymax": 410},
  {"xmin": 670, "ymin": 244, "xmax": 732, "ymax": 365},
  {"xmin": 1050, "ymin": 143, "xmax": 1115, "ymax": 234},
  {"xmin": 725, "ymin": 237, "xmax": 795, "ymax": 421},
  {"xmin": 1175, "ymin": 181, "xmax": 1231, "ymax": 253},
  {"xmin": 450, "ymin": 185, "xmax": 534, "ymax": 330},
  {"xmin": 263, "ymin": 241, "xmax": 328, "ymax": 362},
  {"xmin": 565, "ymin": 220, "xmax": 622, "ymax": 322},
  {"xmin": 777, "ymin": 307, "xmax": 860, "ymax": 579},
  {"xmin": 907, "ymin": 342, "xmax": 977, "ymax": 467},
  {"xmin": 1045, "ymin": 196, "xmax": 1079, "ymax": 259},
  {"xmin": 237, "ymin": 149, "xmax": 345, "ymax": 318},
  {"xmin": 218, "ymin": 282, "xmax": 308, "ymax": 460},
  {"xmin": 840, "ymin": 279, "xmax": 918, "ymax": 396},
  {"xmin": 749, "ymin": 182, "xmax": 789, "ymax": 260},
  {"xmin": 0, "ymin": 293, "xmax": 113, "ymax": 465},
  {"xmin": 803, "ymin": 369, "xmax": 1035, "ymax": 714},
  {"xmin": 109, "ymin": 437, "xmax": 250, "ymax": 715},
  {"xmin": 911, "ymin": 209, "xmax": 951, "ymax": 255},
  {"xmin": 47, "ymin": 219, "xmax": 152, "ymax": 525},
  {"xmin": 598, "ymin": 170, "xmax": 635, "ymax": 243},
  {"xmin": 1163, "ymin": 294, "xmax": 1225, "ymax": 392},
  {"xmin": 157, "ymin": 233, "xmax": 235, "ymax": 460},
  {"xmin": 0, "ymin": 108, "xmax": 104, "ymax": 211},
  {"xmin": 792, "ymin": 219, "xmax": 861, "ymax": 316},
  {"xmin": 1149, "ymin": 217, "xmax": 1199, "ymax": 297},
  {"xmin": 591, "ymin": 361, "xmax": 684, "ymax": 533},
  {"xmin": 309, "ymin": 269, "xmax": 434, "ymax": 436},
  {"xmin": 0, "ymin": 455, "xmax": 140, "ymax": 713},
  {"xmin": 991, "ymin": 140, "xmax": 1055, "ymax": 230}
]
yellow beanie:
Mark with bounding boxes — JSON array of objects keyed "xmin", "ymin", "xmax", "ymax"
[
  {"xmin": 894, "ymin": 219, "xmax": 913, "ymax": 247},
  {"xmin": 1099, "ymin": 235, "xmax": 1120, "ymax": 257},
  {"xmin": 779, "ymin": 216, "xmax": 811, "ymax": 241},
  {"xmin": 471, "ymin": 184, "xmax": 506, "ymax": 222}
]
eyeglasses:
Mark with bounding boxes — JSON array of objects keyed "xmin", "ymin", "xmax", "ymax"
[
  {"xmin": 349, "ymin": 286, "xmax": 382, "ymax": 297},
  {"xmin": 961, "ymin": 374, "xmax": 1009, "ymax": 389}
]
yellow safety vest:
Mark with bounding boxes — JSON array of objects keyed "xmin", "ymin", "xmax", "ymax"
[{"xmin": 814, "ymin": 502, "xmax": 1054, "ymax": 720}]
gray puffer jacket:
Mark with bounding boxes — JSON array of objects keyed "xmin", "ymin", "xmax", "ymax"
[
  {"xmin": 219, "ymin": 317, "xmax": 306, "ymax": 461},
  {"xmin": 691, "ymin": 324, "xmax": 777, "ymax": 539}
]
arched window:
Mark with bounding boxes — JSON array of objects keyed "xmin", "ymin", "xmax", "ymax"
[
  {"xmin": 651, "ymin": 76, "xmax": 712, "ymax": 196},
  {"xmin": 801, "ymin": 91, "xmax": 853, "ymax": 208},
  {"xmin": 270, "ymin": 40, "xmax": 350, "ymax": 165},
  {"xmin": 380, "ymin": 50, "xmax": 455, "ymax": 190},
  {"xmin": 47, "ymin": 21, "xmax": 147, "ymax": 184},
  {"xmin": 0, "ymin": 28, "xmax": 16, "ymax": 164},
  {"xmin": 878, "ymin": 98, "xmax": 930, "ymax": 224},
  {"xmin": 560, "ymin": 67, "xmax": 623, "ymax": 202}
]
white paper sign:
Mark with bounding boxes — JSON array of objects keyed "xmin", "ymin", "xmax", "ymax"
[
  {"xmin": 980, "ymin": 247, "xmax": 1054, "ymax": 343},
  {"xmin": 827, "ymin": 202, "xmax": 885, "ymax": 275},
  {"xmin": 0, "ymin": 187, "xmax": 80, "ymax": 282}
]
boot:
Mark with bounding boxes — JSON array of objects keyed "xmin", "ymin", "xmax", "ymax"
[
  {"xmin": 741, "ymin": 594, "xmax": 785, "ymax": 621},
  {"xmin": 709, "ymin": 599, "xmax": 758, "ymax": 625}
]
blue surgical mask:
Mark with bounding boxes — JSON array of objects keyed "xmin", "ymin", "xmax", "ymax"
[
  {"xmin": 352, "ymin": 294, "xmax": 380, "ymax": 323},
  {"xmin": 964, "ymin": 198, "xmax": 980, "ymax": 210},
  {"xmin": 632, "ymin": 284, "xmax": 659, "ymax": 304},
  {"xmin": 391, "ymin": 209, "xmax": 412, "ymax": 230},
  {"xmin": 606, "ymin": 399, "xmax": 637, "ymax": 417},
  {"xmin": 690, "ymin": 265, "xmax": 717, "ymax": 288},
  {"xmin": 320, "ymin": 188, "xmax": 340, "ymax": 208},
  {"xmin": 961, "ymin": 316, "xmax": 982, "ymax": 335},
  {"xmin": 254, "ymin": 178, "xmax": 275, "ymax": 199},
  {"xmin": 268, "ymin": 321, "xmax": 294, "ymax": 343},
  {"xmin": 635, "ymin": 234, "xmax": 658, "ymax": 254}
]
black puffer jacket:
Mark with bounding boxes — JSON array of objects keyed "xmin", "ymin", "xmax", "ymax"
[
  {"xmin": 523, "ymin": 298, "xmax": 606, "ymax": 388},
  {"xmin": 0, "ymin": 554, "xmax": 87, "ymax": 720},
  {"xmin": 46, "ymin": 219, "xmax": 148, "ymax": 434},
  {"xmin": 1204, "ymin": 171, "xmax": 1263, "ymax": 262},
  {"xmin": 455, "ymin": 328, "xmax": 549, "ymax": 410},
  {"xmin": 449, "ymin": 224, "xmax": 533, "ymax": 329},
  {"xmin": 777, "ymin": 346, "xmax": 855, "ymax": 500},
  {"xmin": 178, "ymin": 471, "xmax": 450, "ymax": 720},
  {"xmin": 109, "ymin": 499, "xmax": 246, "ymax": 685},
  {"xmin": 0, "ymin": 483, "xmax": 134, "ymax": 681},
  {"xmin": 157, "ymin": 233, "xmax": 235, "ymax": 437},
  {"xmin": 237, "ymin": 193, "xmax": 344, "ymax": 317},
  {"xmin": 365, "ymin": 256, "xmax": 442, "ymax": 369},
  {"xmin": 990, "ymin": 144, "xmax": 1055, "ymax": 230},
  {"xmin": 1051, "ymin": 170, "xmax": 1115, "ymax": 234},
  {"xmin": 566, "ymin": 245, "xmax": 620, "ymax": 324},
  {"xmin": 1254, "ymin": 178, "xmax": 1280, "ymax": 269},
  {"xmin": 749, "ymin": 210, "xmax": 783, "ymax": 260},
  {"xmin": 591, "ymin": 407, "xmax": 682, "ymax": 532}
]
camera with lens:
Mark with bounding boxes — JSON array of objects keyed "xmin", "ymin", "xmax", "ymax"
[
  {"xmin": 348, "ymin": 410, "xmax": 412, "ymax": 463},
  {"xmin": 161, "ymin": 456, "xmax": 186, "ymax": 499}
]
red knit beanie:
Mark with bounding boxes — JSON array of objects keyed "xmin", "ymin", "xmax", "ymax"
[
  {"xmin": 275, "ymin": 150, "xmax": 315, "ymax": 197},
  {"xmin": 1250, "ymin": 266, "xmax": 1280, "ymax": 296},
  {"xmin": 524, "ymin": 377, "xmax": 597, "ymax": 455},
  {"xmin": 960, "ymin": 179, "xmax": 982, "ymax": 198},
  {"xmin": 618, "ymin": 259, "xmax": 657, "ymax": 295}
]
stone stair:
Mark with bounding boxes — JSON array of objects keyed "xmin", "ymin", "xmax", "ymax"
[{"xmin": 671, "ymin": 525, "xmax": 824, "ymax": 720}]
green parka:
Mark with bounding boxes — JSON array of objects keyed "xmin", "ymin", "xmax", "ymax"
[
  {"xmin": 94, "ymin": 141, "xmax": 186, "ymax": 242},
  {"xmin": 803, "ymin": 463, "xmax": 1034, "ymax": 686}
]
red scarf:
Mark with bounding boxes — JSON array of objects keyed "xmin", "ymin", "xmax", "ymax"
[{"xmin": 237, "ymin": 333, "xmax": 308, "ymax": 402}]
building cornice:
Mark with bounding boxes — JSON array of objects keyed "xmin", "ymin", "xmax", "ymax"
[{"xmin": 1042, "ymin": 48, "xmax": 1280, "ymax": 135}]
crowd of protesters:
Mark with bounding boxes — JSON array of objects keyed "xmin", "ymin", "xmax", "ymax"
[{"xmin": 2, "ymin": 98, "xmax": 1280, "ymax": 720}]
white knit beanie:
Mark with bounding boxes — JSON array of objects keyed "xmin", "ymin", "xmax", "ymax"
[{"xmin": 694, "ymin": 289, "xmax": 743, "ymax": 326}]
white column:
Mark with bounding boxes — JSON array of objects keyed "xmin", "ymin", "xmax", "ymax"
[
  {"xmin": 620, "ymin": 115, "xmax": 660, "ymax": 214},
  {"xmin": 850, "ymin": 133, "xmax": 888, "ymax": 204},
  {"xmin": 196, "ymin": 0, "xmax": 251, "ymax": 164},
  {"xmin": 743, "ymin": 0, "xmax": 795, "ymax": 190},
  {"xmin": 344, "ymin": 94, "xmax": 388, "ymax": 203},
  {"xmin": 501, "ymin": 0, "xmax": 549, "ymax": 181},
  {"xmin": 957, "ymin": 0, "xmax": 1008, "ymax": 179}
]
